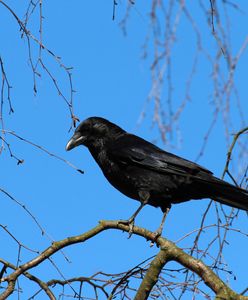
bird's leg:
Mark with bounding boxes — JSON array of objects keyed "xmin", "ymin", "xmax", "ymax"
[
  {"xmin": 118, "ymin": 191, "xmax": 149, "ymax": 236},
  {"xmin": 152, "ymin": 206, "xmax": 171, "ymax": 241}
]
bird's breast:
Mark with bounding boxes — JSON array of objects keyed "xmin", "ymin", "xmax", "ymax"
[
  {"xmin": 104, "ymin": 165, "xmax": 140, "ymax": 200},
  {"xmin": 95, "ymin": 152, "xmax": 140, "ymax": 200}
]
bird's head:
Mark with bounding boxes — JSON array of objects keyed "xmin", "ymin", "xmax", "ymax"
[{"xmin": 66, "ymin": 116, "xmax": 125, "ymax": 151}]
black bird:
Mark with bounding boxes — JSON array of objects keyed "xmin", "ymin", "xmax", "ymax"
[{"xmin": 66, "ymin": 117, "xmax": 248, "ymax": 236}]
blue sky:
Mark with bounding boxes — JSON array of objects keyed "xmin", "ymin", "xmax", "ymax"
[{"xmin": 0, "ymin": 1, "xmax": 248, "ymax": 299}]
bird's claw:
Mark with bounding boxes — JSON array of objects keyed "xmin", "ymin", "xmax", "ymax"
[
  {"xmin": 117, "ymin": 219, "xmax": 135, "ymax": 238},
  {"xmin": 149, "ymin": 229, "xmax": 162, "ymax": 247},
  {"xmin": 128, "ymin": 220, "xmax": 135, "ymax": 238},
  {"xmin": 153, "ymin": 228, "xmax": 162, "ymax": 239}
]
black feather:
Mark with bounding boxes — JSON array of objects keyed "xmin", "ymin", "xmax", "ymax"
[{"xmin": 66, "ymin": 117, "xmax": 248, "ymax": 213}]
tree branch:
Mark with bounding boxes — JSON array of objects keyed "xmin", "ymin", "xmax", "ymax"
[
  {"xmin": 134, "ymin": 249, "xmax": 170, "ymax": 300},
  {"xmin": 0, "ymin": 220, "xmax": 247, "ymax": 299},
  {"xmin": 0, "ymin": 258, "xmax": 55, "ymax": 299}
]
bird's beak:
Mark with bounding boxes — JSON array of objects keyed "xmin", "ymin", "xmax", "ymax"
[{"xmin": 66, "ymin": 132, "xmax": 85, "ymax": 151}]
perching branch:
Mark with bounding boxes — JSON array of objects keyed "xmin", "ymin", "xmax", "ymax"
[{"xmin": 0, "ymin": 220, "xmax": 247, "ymax": 299}]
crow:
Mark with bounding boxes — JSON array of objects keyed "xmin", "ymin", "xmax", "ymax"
[{"xmin": 66, "ymin": 117, "xmax": 248, "ymax": 236}]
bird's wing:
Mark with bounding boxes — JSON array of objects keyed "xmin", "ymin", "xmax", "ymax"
[{"xmin": 108, "ymin": 134, "xmax": 212, "ymax": 177}]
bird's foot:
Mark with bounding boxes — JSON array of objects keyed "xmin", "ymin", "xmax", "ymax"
[
  {"xmin": 117, "ymin": 219, "xmax": 135, "ymax": 238},
  {"xmin": 150, "ymin": 207, "xmax": 169, "ymax": 246},
  {"xmin": 153, "ymin": 229, "xmax": 162, "ymax": 239},
  {"xmin": 149, "ymin": 229, "xmax": 162, "ymax": 247}
]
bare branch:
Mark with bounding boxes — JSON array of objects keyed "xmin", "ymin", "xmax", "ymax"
[
  {"xmin": 0, "ymin": 220, "xmax": 246, "ymax": 299},
  {"xmin": 1, "ymin": 130, "xmax": 84, "ymax": 174},
  {"xmin": 134, "ymin": 250, "xmax": 170, "ymax": 300}
]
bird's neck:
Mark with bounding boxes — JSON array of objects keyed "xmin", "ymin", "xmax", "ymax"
[
  {"xmin": 88, "ymin": 142, "xmax": 106, "ymax": 163},
  {"xmin": 87, "ymin": 133, "xmax": 125, "ymax": 166},
  {"xmin": 88, "ymin": 146, "xmax": 112, "ymax": 175}
]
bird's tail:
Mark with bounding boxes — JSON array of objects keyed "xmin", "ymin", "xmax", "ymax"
[{"xmin": 206, "ymin": 177, "xmax": 248, "ymax": 211}]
